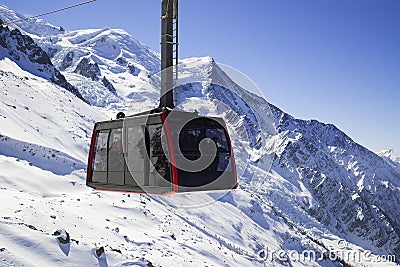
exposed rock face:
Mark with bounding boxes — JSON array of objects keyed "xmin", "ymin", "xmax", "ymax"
[
  {"xmin": 102, "ymin": 76, "xmax": 117, "ymax": 95},
  {"xmin": 0, "ymin": 20, "xmax": 86, "ymax": 103},
  {"xmin": 73, "ymin": 57, "xmax": 101, "ymax": 81},
  {"xmin": 46, "ymin": 47, "xmax": 58, "ymax": 58},
  {"xmin": 128, "ymin": 63, "xmax": 140, "ymax": 76},
  {"xmin": 116, "ymin": 57, "xmax": 127, "ymax": 65},
  {"xmin": 207, "ymin": 61, "xmax": 274, "ymax": 151},
  {"xmin": 116, "ymin": 57, "xmax": 140, "ymax": 76},
  {"xmin": 1, "ymin": 27, "xmax": 51, "ymax": 65},
  {"xmin": 60, "ymin": 51, "xmax": 74, "ymax": 70}
]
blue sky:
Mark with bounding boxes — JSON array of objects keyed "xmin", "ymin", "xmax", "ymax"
[{"xmin": 1, "ymin": 0, "xmax": 399, "ymax": 152}]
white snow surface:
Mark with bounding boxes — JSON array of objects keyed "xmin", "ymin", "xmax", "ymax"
[{"xmin": 0, "ymin": 5, "xmax": 399, "ymax": 267}]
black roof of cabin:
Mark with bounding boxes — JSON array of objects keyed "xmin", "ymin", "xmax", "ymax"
[{"xmin": 94, "ymin": 110, "xmax": 227, "ymax": 131}]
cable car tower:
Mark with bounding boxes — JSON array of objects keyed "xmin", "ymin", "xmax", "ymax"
[
  {"xmin": 160, "ymin": 0, "xmax": 179, "ymax": 108},
  {"xmin": 86, "ymin": 0, "xmax": 237, "ymax": 194}
]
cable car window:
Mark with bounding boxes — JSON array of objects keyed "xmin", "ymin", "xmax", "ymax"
[
  {"xmin": 127, "ymin": 127, "xmax": 145, "ymax": 172},
  {"xmin": 179, "ymin": 129, "xmax": 200, "ymax": 152},
  {"xmin": 148, "ymin": 124, "xmax": 164, "ymax": 155},
  {"xmin": 179, "ymin": 127, "xmax": 229, "ymax": 153},
  {"xmin": 205, "ymin": 128, "xmax": 229, "ymax": 152},
  {"xmin": 92, "ymin": 130, "xmax": 109, "ymax": 183},
  {"xmin": 217, "ymin": 154, "xmax": 231, "ymax": 172},
  {"xmin": 125, "ymin": 126, "xmax": 146, "ymax": 186},
  {"xmin": 93, "ymin": 131, "xmax": 109, "ymax": 172},
  {"xmin": 147, "ymin": 124, "xmax": 171, "ymax": 183},
  {"xmin": 108, "ymin": 129, "xmax": 124, "ymax": 172}
]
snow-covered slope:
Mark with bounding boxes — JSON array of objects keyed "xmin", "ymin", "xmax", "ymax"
[
  {"xmin": 0, "ymin": 5, "xmax": 399, "ymax": 266},
  {"xmin": 0, "ymin": 58, "xmax": 104, "ymax": 162},
  {"xmin": 0, "ymin": 58, "xmax": 301, "ymax": 266},
  {"xmin": 35, "ymin": 26, "xmax": 161, "ymax": 107},
  {"xmin": 0, "ymin": 154, "xmax": 291, "ymax": 266}
]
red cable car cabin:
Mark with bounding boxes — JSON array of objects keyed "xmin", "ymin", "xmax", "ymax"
[
  {"xmin": 86, "ymin": 110, "xmax": 237, "ymax": 195},
  {"xmin": 87, "ymin": 0, "xmax": 237, "ymax": 194}
]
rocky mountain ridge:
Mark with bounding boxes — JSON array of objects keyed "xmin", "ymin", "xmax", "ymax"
[{"xmin": 0, "ymin": 18, "xmax": 85, "ymax": 102}]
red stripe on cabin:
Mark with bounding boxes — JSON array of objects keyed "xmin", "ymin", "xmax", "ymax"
[
  {"xmin": 223, "ymin": 123, "xmax": 238, "ymax": 189},
  {"xmin": 87, "ymin": 129, "xmax": 97, "ymax": 183},
  {"xmin": 161, "ymin": 112, "xmax": 179, "ymax": 193}
]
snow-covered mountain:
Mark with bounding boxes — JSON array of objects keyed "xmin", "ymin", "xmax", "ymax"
[
  {"xmin": 0, "ymin": 5, "xmax": 399, "ymax": 266},
  {"xmin": 269, "ymin": 106, "xmax": 400, "ymax": 259},
  {"xmin": 379, "ymin": 149, "xmax": 400, "ymax": 173},
  {"xmin": 0, "ymin": 18, "xmax": 85, "ymax": 103},
  {"xmin": 380, "ymin": 149, "xmax": 400, "ymax": 163}
]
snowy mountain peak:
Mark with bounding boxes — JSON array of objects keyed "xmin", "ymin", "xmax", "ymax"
[
  {"xmin": 379, "ymin": 149, "xmax": 400, "ymax": 163},
  {"xmin": 39, "ymin": 26, "xmax": 161, "ymax": 75},
  {"xmin": 378, "ymin": 149, "xmax": 400, "ymax": 174}
]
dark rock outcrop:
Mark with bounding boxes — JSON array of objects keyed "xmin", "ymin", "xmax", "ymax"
[
  {"xmin": 74, "ymin": 57, "xmax": 101, "ymax": 81},
  {"xmin": 128, "ymin": 63, "xmax": 140, "ymax": 76},
  {"xmin": 102, "ymin": 76, "xmax": 117, "ymax": 95},
  {"xmin": 60, "ymin": 51, "xmax": 74, "ymax": 70},
  {"xmin": 116, "ymin": 57, "xmax": 127, "ymax": 65},
  {"xmin": 46, "ymin": 47, "xmax": 58, "ymax": 58}
]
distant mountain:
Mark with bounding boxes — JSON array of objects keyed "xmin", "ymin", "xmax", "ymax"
[
  {"xmin": 0, "ymin": 4, "xmax": 399, "ymax": 266},
  {"xmin": 379, "ymin": 149, "xmax": 400, "ymax": 173},
  {"xmin": 379, "ymin": 149, "xmax": 400, "ymax": 163},
  {"xmin": 0, "ymin": 4, "xmax": 160, "ymax": 107},
  {"xmin": 0, "ymin": 4, "xmax": 65, "ymax": 37}
]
